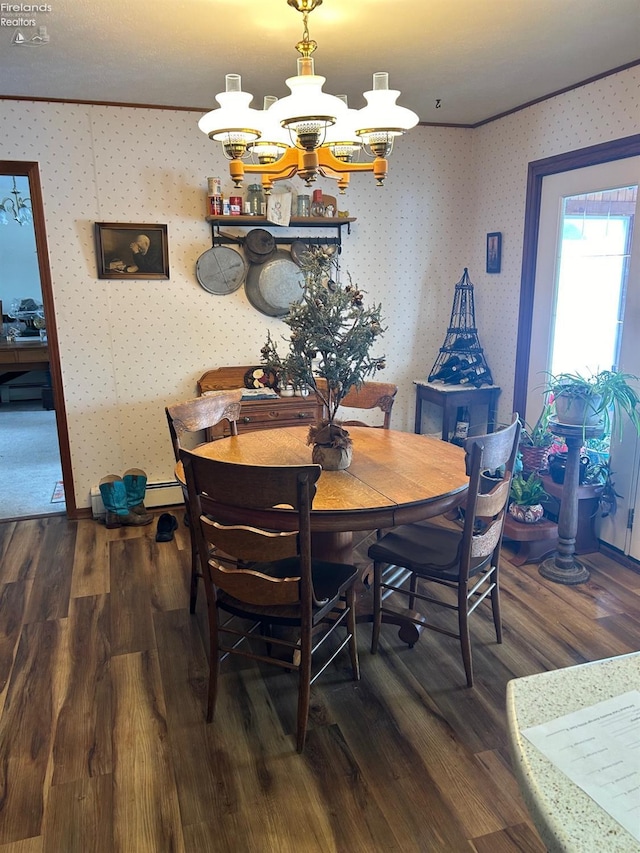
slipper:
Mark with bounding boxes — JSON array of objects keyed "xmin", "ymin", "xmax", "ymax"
[{"xmin": 155, "ymin": 513, "xmax": 179, "ymax": 542}]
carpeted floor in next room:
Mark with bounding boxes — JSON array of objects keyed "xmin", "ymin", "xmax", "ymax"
[{"xmin": 0, "ymin": 400, "xmax": 65, "ymax": 519}]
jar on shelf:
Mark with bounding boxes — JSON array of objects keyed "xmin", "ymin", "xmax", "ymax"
[
  {"xmin": 310, "ymin": 189, "xmax": 325, "ymax": 217},
  {"xmin": 297, "ymin": 194, "xmax": 310, "ymax": 217},
  {"xmin": 247, "ymin": 184, "xmax": 265, "ymax": 216}
]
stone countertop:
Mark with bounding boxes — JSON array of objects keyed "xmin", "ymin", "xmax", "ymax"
[{"xmin": 506, "ymin": 652, "xmax": 640, "ymax": 853}]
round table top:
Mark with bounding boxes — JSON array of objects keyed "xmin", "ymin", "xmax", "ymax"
[{"xmin": 180, "ymin": 426, "xmax": 469, "ymax": 533}]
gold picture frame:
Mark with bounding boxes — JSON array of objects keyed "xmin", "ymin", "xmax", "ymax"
[{"xmin": 95, "ymin": 222, "xmax": 169, "ymax": 279}]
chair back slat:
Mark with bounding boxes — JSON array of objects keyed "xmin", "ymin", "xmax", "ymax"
[
  {"xmin": 210, "ymin": 562, "xmax": 301, "ymax": 606},
  {"xmin": 315, "ymin": 378, "xmax": 398, "ymax": 429},
  {"xmin": 471, "ymin": 517, "xmax": 504, "ymax": 558},
  {"xmin": 166, "ymin": 390, "xmax": 242, "ymax": 460},
  {"xmin": 465, "ymin": 420, "xmax": 519, "ymax": 474},
  {"xmin": 475, "ymin": 479, "xmax": 510, "ymax": 517},
  {"xmin": 201, "ymin": 517, "xmax": 299, "ymax": 563}
]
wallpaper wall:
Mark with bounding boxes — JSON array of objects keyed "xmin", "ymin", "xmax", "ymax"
[{"xmin": 0, "ymin": 65, "xmax": 638, "ymax": 510}]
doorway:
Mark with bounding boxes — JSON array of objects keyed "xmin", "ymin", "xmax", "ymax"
[
  {"xmin": 514, "ymin": 136, "xmax": 640, "ymax": 563},
  {"xmin": 0, "ymin": 160, "xmax": 75, "ymax": 519}
]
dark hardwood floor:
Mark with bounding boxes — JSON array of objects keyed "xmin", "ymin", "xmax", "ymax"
[{"xmin": 0, "ymin": 511, "xmax": 637, "ymax": 852}]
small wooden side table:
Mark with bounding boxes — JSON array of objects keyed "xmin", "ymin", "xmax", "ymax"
[
  {"xmin": 539, "ymin": 421, "xmax": 603, "ymax": 585},
  {"xmin": 503, "ymin": 514, "xmax": 558, "ymax": 566},
  {"xmin": 414, "ymin": 380, "xmax": 501, "ymax": 440}
]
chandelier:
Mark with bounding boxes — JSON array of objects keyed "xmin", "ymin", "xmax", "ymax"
[
  {"xmin": 0, "ymin": 176, "xmax": 32, "ymax": 226},
  {"xmin": 198, "ymin": 0, "xmax": 418, "ymax": 194}
]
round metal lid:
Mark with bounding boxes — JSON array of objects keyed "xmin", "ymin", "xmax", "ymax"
[
  {"xmin": 244, "ymin": 228, "xmax": 276, "ymax": 265},
  {"xmin": 245, "ymin": 250, "xmax": 304, "ymax": 317},
  {"xmin": 195, "ymin": 246, "xmax": 247, "ymax": 295}
]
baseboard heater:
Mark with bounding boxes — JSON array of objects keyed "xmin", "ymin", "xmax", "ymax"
[{"xmin": 90, "ymin": 480, "xmax": 184, "ymax": 519}]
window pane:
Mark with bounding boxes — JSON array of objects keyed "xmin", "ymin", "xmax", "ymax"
[{"xmin": 550, "ymin": 186, "xmax": 637, "ymax": 377}]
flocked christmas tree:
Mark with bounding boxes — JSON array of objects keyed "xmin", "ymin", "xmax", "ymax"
[{"xmin": 428, "ymin": 268, "xmax": 493, "ymax": 386}]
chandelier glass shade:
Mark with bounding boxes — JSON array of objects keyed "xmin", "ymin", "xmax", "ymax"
[
  {"xmin": 0, "ymin": 176, "xmax": 32, "ymax": 226},
  {"xmin": 198, "ymin": 0, "xmax": 418, "ymax": 193}
]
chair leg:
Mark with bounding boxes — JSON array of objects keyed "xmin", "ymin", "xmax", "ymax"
[
  {"xmin": 189, "ymin": 529, "xmax": 199, "ymax": 614},
  {"xmin": 458, "ymin": 588, "xmax": 473, "ymax": 688},
  {"xmin": 408, "ymin": 573, "xmax": 418, "ymax": 611},
  {"xmin": 346, "ymin": 587, "xmax": 360, "ymax": 680},
  {"xmin": 206, "ymin": 604, "xmax": 220, "ymax": 723},
  {"xmin": 490, "ymin": 574, "xmax": 503, "ymax": 644},
  {"xmin": 296, "ymin": 633, "xmax": 313, "ymax": 753},
  {"xmin": 370, "ymin": 561, "xmax": 382, "ymax": 654}
]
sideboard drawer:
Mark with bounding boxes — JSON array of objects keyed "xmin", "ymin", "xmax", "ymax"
[{"xmin": 206, "ymin": 396, "xmax": 321, "ymax": 440}]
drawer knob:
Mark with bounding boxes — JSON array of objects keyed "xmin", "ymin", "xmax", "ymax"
[
  {"xmin": 297, "ymin": 412, "xmax": 310, "ymax": 418},
  {"xmin": 243, "ymin": 416, "xmax": 251, "ymax": 423}
]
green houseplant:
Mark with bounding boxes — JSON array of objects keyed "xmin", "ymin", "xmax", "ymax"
[
  {"xmin": 545, "ymin": 369, "xmax": 640, "ymax": 438},
  {"xmin": 519, "ymin": 394, "xmax": 555, "ymax": 475},
  {"xmin": 261, "ymin": 247, "xmax": 386, "ymax": 470},
  {"xmin": 508, "ymin": 472, "xmax": 549, "ymax": 524}
]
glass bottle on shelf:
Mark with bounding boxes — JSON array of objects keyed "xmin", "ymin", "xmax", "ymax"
[
  {"xmin": 247, "ymin": 184, "xmax": 265, "ymax": 216},
  {"xmin": 310, "ymin": 189, "xmax": 325, "ymax": 218},
  {"xmin": 451, "ymin": 406, "xmax": 470, "ymax": 445}
]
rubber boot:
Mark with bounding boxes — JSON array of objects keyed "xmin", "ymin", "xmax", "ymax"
[
  {"xmin": 123, "ymin": 468, "xmax": 152, "ymax": 524},
  {"xmin": 99, "ymin": 475, "xmax": 152, "ymax": 529}
]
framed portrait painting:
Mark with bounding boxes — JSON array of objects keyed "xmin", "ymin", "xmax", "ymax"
[
  {"xmin": 95, "ymin": 223, "xmax": 169, "ymax": 279},
  {"xmin": 486, "ymin": 231, "xmax": 502, "ymax": 274}
]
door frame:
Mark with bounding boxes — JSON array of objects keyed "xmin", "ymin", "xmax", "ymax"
[
  {"xmin": 0, "ymin": 160, "xmax": 76, "ymax": 517},
  {"xmin": 513, "ymin": 134, "xmax": 640, "ymax": 421}
]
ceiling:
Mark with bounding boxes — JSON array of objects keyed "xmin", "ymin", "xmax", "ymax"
[{"xmin": 1, "ymin": 0, "xmax": 639, "ymax": 126}]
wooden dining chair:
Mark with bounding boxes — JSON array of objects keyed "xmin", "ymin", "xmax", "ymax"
[
  {"xmin": 368, "ymin": 413, "xmax": 521, "ymax": 687},
  {"xmin": 165, "ymin": 390, "xmax": 243, "ymax": 613},
  {"xmin": 180, "ymin": 449, "xmax": 360, "ymax": 752},
  {"xmin": 315, "ymin": 378, "xmax": 398, "ymax": 429}
]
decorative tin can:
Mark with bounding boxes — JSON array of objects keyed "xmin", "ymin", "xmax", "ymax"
[
  {"xmin": 208, "ymin": 194, "xmax": 223, "ymax": 216},
  {"xmin": 207, "ymin": 176, "xmax": 222, "ymax": 196},
  {"xmin": 229, "ymin": 195, "xmax": 243, "ymax": 215}
]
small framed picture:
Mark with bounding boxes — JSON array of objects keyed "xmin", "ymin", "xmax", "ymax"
[
  {"xmin": 486, "ymin": 232, "xmax": 502, "ymax": 274},
  {"xmin": 95, "ymin": 223, "xmax": 169, "ymax": 279}
]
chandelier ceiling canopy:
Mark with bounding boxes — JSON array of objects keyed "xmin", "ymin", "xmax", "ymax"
[{"xmin": 198, "ymin": 0, "xmax": 418, "ymax": 194}]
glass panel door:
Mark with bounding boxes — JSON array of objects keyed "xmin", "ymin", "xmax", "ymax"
[{"xmin": 528, "ymin": 158, "xmax": 640, "ymax": 560}]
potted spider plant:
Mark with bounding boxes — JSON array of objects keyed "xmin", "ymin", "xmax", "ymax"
[
  {"xmin": 544, "ymin": 369, "xmax": 640, "ymax": 438},
  {"xmin": 261, "ymin": 247, "xmax": 386, "ymax": 470}
]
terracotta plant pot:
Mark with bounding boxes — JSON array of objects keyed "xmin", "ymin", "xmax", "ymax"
[
  {"xmin": 508, "ymin": 502, "xmax": 544, "ymax": 524},
  {"xmin": 311, "ymin": 443, "xmax": 353, "ymax": 471}
]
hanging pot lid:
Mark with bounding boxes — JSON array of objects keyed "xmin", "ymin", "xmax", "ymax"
[
  {"xmin": 244, "ymin": 228, "xmax": 276, "ymax": 265},
  {"xmin": 245, "ymin": 250, "xmax": 304, "ymax": 317},
  {"xmin": 195, "ymin": 246, "xmax": 247, "ymax": 295}
]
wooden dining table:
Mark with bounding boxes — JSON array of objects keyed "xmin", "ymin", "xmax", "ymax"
[{"xmin": 180, "ymin": 426, "xmax": 469, "ymax": 643}]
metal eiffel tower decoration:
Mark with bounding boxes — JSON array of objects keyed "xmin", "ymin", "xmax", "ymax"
[{"xmin": 428, "ymin": 268, "xmax": 493, "ymax": 386}]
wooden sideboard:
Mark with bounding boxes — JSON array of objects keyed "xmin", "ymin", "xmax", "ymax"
[
  {"xmin": 197, "ymin": 366, "xmax": 322, "ymax": 439},
  {"xmin": 0, "ymin": 339, "xmax": 49, "ymax": 371}
]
